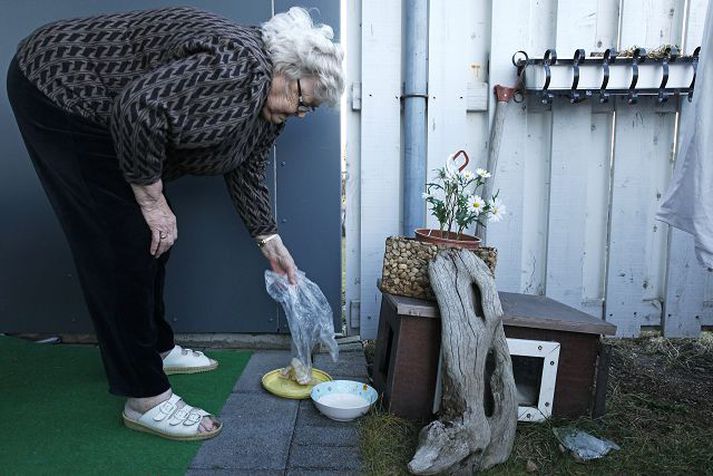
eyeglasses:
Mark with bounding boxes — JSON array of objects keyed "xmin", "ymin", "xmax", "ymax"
[{"xmin": 296, "ymin": 78, "xmax": 316, "ymax": 114}]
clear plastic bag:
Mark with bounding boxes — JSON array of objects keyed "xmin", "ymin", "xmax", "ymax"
[
  {"xmin": 553, "ymin": 426, "xmax": 620, "ymax": 461},
  {"xmin": 265, "ymin": 269, "xmax": 339, "ymax": 385}
]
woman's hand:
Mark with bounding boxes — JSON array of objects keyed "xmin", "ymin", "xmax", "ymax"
[
  {"xmin": 131, "ymin": 180, "xmax": 177, "ymax": 258},
  {"xmin": 258, "ymin": 234, "xmax": 298, "ymax": 284}
]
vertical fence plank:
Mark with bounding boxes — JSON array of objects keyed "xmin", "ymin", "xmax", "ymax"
[
  {"xmin": 577, "ymin": 0, "xmax": 619, "ymax": 317},
  {"xmin": 487, "ymin": 0, "xmax": 555, "ymax": 293},
  {"xmin": 519, "ymin": 105, "xmax": 552, "ymax": 295},
  {"xmin": 582, "ymin": 111, "xmax": 615, "ymax": 309},
  {"xmin": 485, "ymin": 0, "xmax": 530, "ymax": 292},
  {"xmin": 665, "ymin": 229, "xmax": 711, "ymax": 334},
  {"xmin": 426, "ymin": 0, "xmax": 502, "ymax": 233},
  {"xmin": 545, "ymin": 0, "xmax": 619, "ymax": 317},
  {"xmin": 359, "ymin": 0, "xmax": 402, "ymax": 339},
  {"xmin": 608, "ymin": 104, "xmax": 677, "ymax": 336},
  {"xmin": 464, "ymin": 1, "xmax": 495, "ymax": 188},
  {"xmin": 345, "ymin": 0, "xmax": 362, "ymax": 335},
  {"xmin": 662, "ymin": 0, "xmax": 711, "ymax": 336},
  {"xmin": 606, "ymin": 0, "xmax": 683, "ymax": 336},
  {"xmin": 518, "ymin": 0, "xmax": 557, "ymax": 296},
  {"xmin": 426, "ymin": 0, "xmax": 469, "ymax": 232}
]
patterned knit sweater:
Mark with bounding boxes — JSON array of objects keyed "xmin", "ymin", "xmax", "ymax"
[{"xmin": 16, "ymin": 6, "xmax": 283, "ymax": 237}]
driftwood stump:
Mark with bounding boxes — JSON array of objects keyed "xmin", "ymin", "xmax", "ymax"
[{"xmin": 408, "ymin": 249, "xmax": 518, "ymax": 475}]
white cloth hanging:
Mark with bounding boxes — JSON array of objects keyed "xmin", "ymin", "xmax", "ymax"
[{"xmin": 656, "ymin": 1, "xmax": 713, "ymax": 270}]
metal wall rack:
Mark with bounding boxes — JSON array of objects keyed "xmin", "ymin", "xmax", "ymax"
[{"xmin": 513, "ymin": 47, "xmax": 701, "ymax": 105}]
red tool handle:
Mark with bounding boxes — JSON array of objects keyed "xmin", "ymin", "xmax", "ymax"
[{"xmin": 452, "ymin": 149, "xmax": 470, "ymax": 172}]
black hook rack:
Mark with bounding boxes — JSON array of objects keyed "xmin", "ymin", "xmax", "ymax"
[
  {"xmin": 513, "ymin": 47, "xmax": 701, "ymax": 105},
  {"xmin": 657, "ymin": 46, "xmax": 679, "ymax": 103},
  {"xmin": 599, "ymin": 49, "xmax": 616, "ymax": 104},
  {"xmin": 570, "ymin": 49, "xmax": 588, "ymax": 103},
  {"xmin": 626, "ymin": 48, "xmax": 646, "ymax": 105},
  {"xmin": 541, "ymin": 49, "xmax": 557, "ymax": 105}
]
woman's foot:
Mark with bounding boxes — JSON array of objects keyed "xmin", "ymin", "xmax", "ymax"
[
  {"xmin": 160, "ymin": 345, "xmax": 219, "ymax": 375},
  {"xmin": 125, "ymin": 388, "xmax": 220, "ymax": 435}
]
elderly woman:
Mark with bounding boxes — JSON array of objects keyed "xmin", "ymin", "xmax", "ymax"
[{"xmin": 7, "ymin": 6, "xmax": 343, "ymax": 440}]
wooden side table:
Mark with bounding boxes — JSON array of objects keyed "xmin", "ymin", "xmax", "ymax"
[{"xmin": 372, "ymin": 290, "xmax": 617, "ymax": 421}]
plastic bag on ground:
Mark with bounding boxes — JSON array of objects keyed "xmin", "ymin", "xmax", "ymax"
[
  {"xmin": 553, "ymin": 426, "xmax": 620, "ymax": 462},
  {"xmin": 265, "ymin": 269, "xmax": 339, "ymax": 385}
]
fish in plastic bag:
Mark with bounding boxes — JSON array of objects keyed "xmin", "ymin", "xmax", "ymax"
[{"xmin": 265, "ymin": 269, "xmax": 339, "ymax": 385}]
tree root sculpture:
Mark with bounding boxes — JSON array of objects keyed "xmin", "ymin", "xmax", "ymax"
[{"xmin": 408, "ymin": 249, "xmax": 518, "ymax": 475}]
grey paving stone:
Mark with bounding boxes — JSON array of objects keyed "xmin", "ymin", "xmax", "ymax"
[
  {"xmin": 291, "ymin": 423, "xmax": 359, "ymax": 447},
  {"xmin": 190, "ymin": 392, "xmax": 298, "ymax": 471},
  {"xmin": 219, "ymin": 390, "xmax": 299, "ymax": 420},
  {"xmin": 313, "ymin": 351, "xmax": 368, "ymax": 379},
  {"xmin": 288, "ymin": 445, "xmax": 362, "ymax": 471},
  {"xmin": 233, "ymin": 350, "xmax": 292, "ymax": 393},
  {"xmin": 337, "ymin": 341, "xmax": 364, "ymax": 352},
  {"xmin": 190, "ymin": 349, "xmax": 367, "ymax": 474},
  {"xmin": 296, "ymin": 400, "xmax": 356, "ymax": 429}
]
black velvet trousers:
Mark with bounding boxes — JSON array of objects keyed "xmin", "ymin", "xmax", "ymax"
[{"xmin": 7, "ymin": 56, "xmax": 173, "ymax": 398}]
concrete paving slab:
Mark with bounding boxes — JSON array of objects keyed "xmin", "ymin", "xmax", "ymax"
[
  {"xmin": 232, "ymin": 350, "xmax": 292, "ymax": 393},
  {"xmin": 190, "ymin": 349, "xmax": 367, "ymax": 474},
  {"xmin": 220, "ymin": 391, "xmax": 299, "ymax": 421},
  {"xmin": 313, "ymin": 351, "xmax": 368, "ymax": 379},
  {"xmin": 190, "ymin": 393, "xmax": 298, "ymax": 471},
  {"xmin": 295, "ymin": 399, "xmax": 355, "ymax": 429},
  {"xmin": 287, "ymin": 445, "xmax": 362, "ymax": 471},
  {"xmin": 290, "ymin": 424, "xmax": 359, "ymax": 447}
]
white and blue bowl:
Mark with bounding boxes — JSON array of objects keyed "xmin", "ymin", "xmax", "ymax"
[{"xmin": 310, "ymin": 380, "xmax": 378, "ymax": 422}]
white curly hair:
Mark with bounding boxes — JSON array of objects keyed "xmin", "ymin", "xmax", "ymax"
[{"xmin": 261, "ymin": 7, "xmax": 344, "ymax": 106}]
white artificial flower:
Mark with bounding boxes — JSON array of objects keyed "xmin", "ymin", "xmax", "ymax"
[
  {"xmin": 489, "ymin": 201, "xmax": 507, "ymax": 222},
  {"xmin": 461, "ymin": 170, "xmax": 475, "ymax": 180},
  {"xmin": 476, "ymin": 168, "xmax": 492, "ymax": 178},
  {"xmin": 468, "ymin": 195, "xmax": 485, "ymax": 215}
]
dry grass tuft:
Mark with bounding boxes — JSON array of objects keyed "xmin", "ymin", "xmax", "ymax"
[{"xmin": 358, "ymin": 406, "xmax": 420, "ymax": 475}]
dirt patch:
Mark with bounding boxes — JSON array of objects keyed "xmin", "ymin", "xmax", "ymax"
[{"xmin": 608, "ymin": 335, "xmax": 713, "ymax": 419}]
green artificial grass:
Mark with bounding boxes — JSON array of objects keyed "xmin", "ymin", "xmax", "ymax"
[{"xmin": 0, "ymin": 336, "xmax": 251, "ymax": 476}]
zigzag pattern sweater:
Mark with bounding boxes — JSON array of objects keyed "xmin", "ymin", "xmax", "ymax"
[{"xmin": 16, "ymin": 6, "xmax": 283, "ymax": 237}]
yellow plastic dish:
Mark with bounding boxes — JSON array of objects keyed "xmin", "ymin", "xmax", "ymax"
[{"xmin": 261, "ymin": 368, "xmax": 333, "ymax": 399}]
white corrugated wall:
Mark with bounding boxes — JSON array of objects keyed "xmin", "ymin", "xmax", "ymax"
[{"xmin": 345, "ymin": 0, "xmax": 713, "ymax": 339}]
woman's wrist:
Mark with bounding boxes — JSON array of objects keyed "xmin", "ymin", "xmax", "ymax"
[
  {"xmin": 256, "ymin": 233, "xmax": 280, "ymax": 248},
  {"xmin": 131, "ymin": 180, "xmax": 164, "ymax": 208}
]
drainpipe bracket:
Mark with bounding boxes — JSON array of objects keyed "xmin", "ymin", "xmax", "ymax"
[{"xmin": 400, "ymin": 93, "xmax": 429, "ymax": 100}]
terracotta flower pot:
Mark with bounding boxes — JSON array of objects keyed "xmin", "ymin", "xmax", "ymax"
[{"xmin": 414, "ymin": 228, "xmax": 481, "ymax": 250}]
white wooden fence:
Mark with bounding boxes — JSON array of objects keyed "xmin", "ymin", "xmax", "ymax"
[{"xmin": 345, "ymin": 0, "xmax": 713, "ymax": 339}]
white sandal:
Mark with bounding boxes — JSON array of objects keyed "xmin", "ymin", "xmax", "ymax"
[
  {"xmin": 162, "ymin": 345, "xmax": 218, "ymax": 375},
  {"xmin": 122, "ymin": 394, "xmax": 222, "ymax": 441}
]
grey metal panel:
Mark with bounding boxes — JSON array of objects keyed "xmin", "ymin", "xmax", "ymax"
[
  {"xmin": 0, "ymin": 0, "xmax": 341, "ymax": 334},
  {"xmin": 163, "ymin": 160, "xmax": 280, "ymax": 333},
  {"xmin": 161, "ymin": 1, "xmax": 280, "ymax": 333},
  {"xmin": 273, "ymin": 0, "xmax": 342, "ymax": 332}
]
